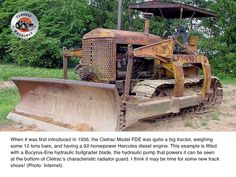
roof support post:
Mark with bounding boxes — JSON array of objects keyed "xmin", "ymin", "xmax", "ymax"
[
  {"xmin": 117, "ymin": 0, "xmax": 123, "ymax": 30},
  {"xmin": 180, "ymin": 6, "xmax": 183, "ymax": 19}
]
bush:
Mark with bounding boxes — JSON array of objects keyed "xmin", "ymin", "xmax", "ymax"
[
  {"xmin": 8, "ymin": 32, "xmax": 62, "ymax": 68},
  {"xmin": 0, "ymin": 0, "xmax": 91, "ymax": 68}
]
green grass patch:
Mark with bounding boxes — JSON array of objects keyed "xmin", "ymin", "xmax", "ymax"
[
  {"xmin": 220, "ymin": 77, "xmax": 236, "ymax": 85},
  {"xmin": 0, "ymin": 64, "xmax": 78, "ymax": 81},
  {"xmin": 201, "ymin": 120, "xmax": 208, "ymax": 127},
  {"xmin": 210, "ymin": 112, "xmax": 220, "ymax": 121},
  {"xmin": 1, "ymin": 63, "xmax": 236, "ymax": 84},
  {"xmin": 184, "ymin": 118, "xmax": 194, "ymax": 128},
  {"xmin": 0, "ymin": 88, "xmax": 19, "ymax": 124}
]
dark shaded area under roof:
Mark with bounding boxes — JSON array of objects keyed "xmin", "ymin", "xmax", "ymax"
[{"xmin": 128, "ymin": 1, "xmax": 216, "ymax": 19}]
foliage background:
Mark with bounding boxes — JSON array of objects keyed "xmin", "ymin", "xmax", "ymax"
[{"xmin": 0, "ymin": 0, "xmax": 235, "ymax": 78}]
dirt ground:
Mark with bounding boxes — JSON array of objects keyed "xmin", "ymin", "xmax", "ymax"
[
  {"xmin": 0, "ymin": 81, "xmax": 15, "ymax": 89},
  {"xmin": 0, "ymin": 82, "xmax": 235, "ymax": 131},
  {"xmin": 0, "ymin": 123, "xmax": 41, "ymax": 131}
]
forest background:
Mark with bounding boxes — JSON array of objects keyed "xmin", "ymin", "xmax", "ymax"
[{"xmin": 0, "ymin": 0, "xmax": 235, "ymax": 79}]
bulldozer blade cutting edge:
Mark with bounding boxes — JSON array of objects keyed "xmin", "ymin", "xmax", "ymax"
[{"xmin": 8, "ymin": 77, "xmax": 121, "ymax": 131}]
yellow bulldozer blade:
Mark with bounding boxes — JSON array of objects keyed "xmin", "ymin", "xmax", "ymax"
[{"xmin": 7, "ymin": 77, "xmax": 121, "ymax": 131}]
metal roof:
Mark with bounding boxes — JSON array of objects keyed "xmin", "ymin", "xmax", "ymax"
[{"xmin": 128, "ymin": 1, "xmax": 216, "ymax": 19}]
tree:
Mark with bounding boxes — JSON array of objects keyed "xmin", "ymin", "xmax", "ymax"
[
  {"xmin": 0, "ymin": 0, "xmax": 235, "ymax": 78},
  {"xmin": 199, "ymin": 0, "xmax": 236, "ymax": 77},
  {"xmin": 0, "ymin": 0, "xmax": 92, "ymax": 67}
]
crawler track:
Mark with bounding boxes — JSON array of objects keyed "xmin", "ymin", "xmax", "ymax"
[{"xmin": 121, "ymin": 77, "xmax": 223, "ymax": 128}]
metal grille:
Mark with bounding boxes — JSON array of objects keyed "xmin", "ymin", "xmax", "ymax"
[
  {"xmin": 82, "ymin": 39, "xmax": 94, "ymax": 66},
  {"xmin": 82, "ymin": 38, "xmax": 116, "ymax": 81}
]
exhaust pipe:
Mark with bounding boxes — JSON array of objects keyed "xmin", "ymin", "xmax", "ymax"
[{"xmin": 143, "ymin": 12, "xmax": 153, "ymax": 35}]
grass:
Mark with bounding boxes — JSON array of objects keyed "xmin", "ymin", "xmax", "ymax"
[
  {"xmin": 198, "ymin": 112, "xmax": 220, "ymax": 129},
  {"xmin": 210, "ymin": 112, "xmax": 220, "ymax": 121},
  {"xmin": 0, "ymin": 88, "xmax": 19, "ymax": 124},
  {"xmin": 0, "ymin": 64, "xmax": 78, "ymax": 81},
  {"xmin": 184, "ymin": 111, "xmax": 220, "ymax": 129},
  {"xmin": 184, "ymin": 117, "xmax": 194, "ymax": 128},
  {"xmin": 220, "ymin": 77, "xmax": 236, "ymax": 85}
]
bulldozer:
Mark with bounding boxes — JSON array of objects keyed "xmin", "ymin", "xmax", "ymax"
[{"xmin": 7, "ymin": 1, "xmax": 223, "ymax": 131}]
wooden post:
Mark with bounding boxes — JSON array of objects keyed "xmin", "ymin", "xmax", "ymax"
[
  {"xmin": 124, "ymin": 45, "xmax": 133, "ymax": 99},
  {"xmin": 63, "ymin": 47, "xmax": 68, "ymax": 79}
]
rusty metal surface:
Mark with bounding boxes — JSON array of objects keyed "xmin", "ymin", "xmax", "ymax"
[
  {"xmin": 133, "ymin": 38, "xmax": 174, "ymax": 60},
  {"xmin": 81, "ymin": 28, "xmax": 162, "ymax": 82},
  {"xmin": 202, "ymin": 62, "xmax": 212, "ymax": 98},
  {"xmin": 125, "ymin": 95, "xmax": 200, "ymax": 121},
  {"xmin": 9, "ymin": 76, "xmax": 222, "ymax": 131},
  {"xmin": 83, "ymin": 28, "xmax": 116, "ymax": 39},
  {"xmin": 82, "ymin": 38, "xmax": 116, "ymax": 81},
  {"xmin": 172, "ymin": 61, "xmax": 184, "ymax": 97},
  {"xmin": 172, "ymin": 55, "xmax": 211, "ymax": 98},
  {"xmin": 63, "ymin": 48, "xmax": 82, "ymax": 57},
  {"xmin": 172, "ymin": 54, "xmax": 204, "ymax": 64},
  {"xmin": 10, "ymin": 77, "xmax": 121, "ymax": 131},
  {"xmin": 92, "ymin": 39, "xmax": 116, "ymax": 81},
  {"xmin": 63, "ymin": 47, "xmax": 83, "ymax": 79},
  {"xmin": 132, "ymin": 76, "xmax": 203, "ymax": 99},
  {"xmin": 126, "ymin": 98, "xmax": 173, "ymax": 121},
  {"xmin": 143, "ymin": 13, "xmax": 153, "ymax": 35},
  {"xmin": 188, "ymin": 35, "xmax": 199, "ymax": 51},
  {"xmin": 83, "ymin": 28, "xmax": 161, "ymax": 45},
  {"xmin": 126, "ymin": 77, "xmax": 222, "ymax": 122},
  {"xmin": 132, "ymin": 80, "xmax": 173, "ymax": 98},
  {"xmin": 128, "ymin": 1, "xmax": 217, "ymax": 19},
  {"xmin": 82, "ymin": 39, "xmax": 94, "ymax": 66}
]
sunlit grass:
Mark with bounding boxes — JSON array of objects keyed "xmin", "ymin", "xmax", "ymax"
[
  {"xmin": 0, "ymin": 88, "xmax": 19, "ymax": 124},
  {"xmin": 0, "ymin": 64, "xmax": 79, "ymax": 81}
]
